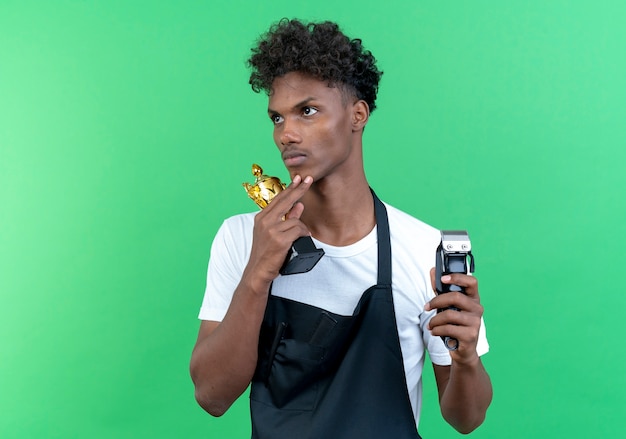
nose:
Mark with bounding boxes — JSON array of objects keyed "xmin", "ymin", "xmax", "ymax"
[{"xmin": 278, "ymin": 119, "xmax": 302, "ymax": 146}]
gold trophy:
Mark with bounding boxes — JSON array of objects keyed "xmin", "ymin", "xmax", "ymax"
[
  {"xmin": 243, "ymin": 164, "xmax": 324, "ymax": 275},
  {"xmin": 243, "ymin": 164, "xmax": 286, "ymax": 209}
]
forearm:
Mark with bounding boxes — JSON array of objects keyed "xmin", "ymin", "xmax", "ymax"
[
  {"xmin": 190, "ymin": 274, "xmax": 271, "ymax": 416},
  {"xmin": 439, "ymin": 357, "xmax": 493, "ymax": 434}
]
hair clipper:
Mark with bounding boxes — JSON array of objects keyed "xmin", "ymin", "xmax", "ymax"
[{"xmin": 435, "ymin": 230, "xmax": 475, "ymax": 351}]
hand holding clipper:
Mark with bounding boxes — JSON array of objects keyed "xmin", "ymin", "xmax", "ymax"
[{"xmin": 435, "ymin": 230, "xmax": 475, "ymax": 351}]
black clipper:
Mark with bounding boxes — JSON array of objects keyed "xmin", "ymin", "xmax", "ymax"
[{"xmin": 435, "ymin": 230, "xmax": 475, "ymax": 351}]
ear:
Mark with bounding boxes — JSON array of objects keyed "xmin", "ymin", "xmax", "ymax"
[{"xmin": 351, "ymin": 100, "xmax": 370, "ymax": 132}]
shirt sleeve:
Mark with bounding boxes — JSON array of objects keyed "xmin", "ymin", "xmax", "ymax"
[
  {"xmin": 198, "ymin": 216, "xmax": 251, "ymax": 321},
  {"xmin": 424, "ymin": 313, "xmax": 490, "ymax": 366}
]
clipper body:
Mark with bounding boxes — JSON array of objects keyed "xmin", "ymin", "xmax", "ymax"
[{"xmin": 435, "ymin": 230, "xmax": 475, "ymax": 351}]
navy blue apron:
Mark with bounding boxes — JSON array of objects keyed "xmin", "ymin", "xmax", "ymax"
[{"xmin": 250, "ymin": 192, "xmax": 421, "ymax": 438}]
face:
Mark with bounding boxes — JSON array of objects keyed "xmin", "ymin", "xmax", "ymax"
[{"xmin": 267, "ymin": 71, "xmax": 367, "ymax": 182}]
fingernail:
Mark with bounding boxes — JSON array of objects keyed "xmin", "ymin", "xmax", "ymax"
[
  {"xmin": 304, "ymin": 176, "xmax": 312, "ymax": 184},
  {"xmin": 441, "ymin": 275, "xmax": 451, "ymax": 283},
  {"xmin": 424, "ymin": 302, "xmax": 431, "ymax": 311},
  {"xmin": 292, "ymin": 175, "xmax": 301, "ymax": 184}
]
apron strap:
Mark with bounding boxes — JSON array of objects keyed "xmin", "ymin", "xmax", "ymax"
[{"xmin": 371, "ymin": 189, "xmax": 391, "ymax": 287}]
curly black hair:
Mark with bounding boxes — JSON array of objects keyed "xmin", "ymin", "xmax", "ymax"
[{"xmin": 247, "ymin": 19, "xmax": 383, "ymax": 113}]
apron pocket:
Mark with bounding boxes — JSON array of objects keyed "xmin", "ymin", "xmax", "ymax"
[{"xmin": 251, "ymin": 339, "xmax": 324, "ymax": 410}]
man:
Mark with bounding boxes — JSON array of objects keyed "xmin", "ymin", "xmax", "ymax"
[{"xmin": 190, "ymin": 19, "xmax": 492, "ymax": 438}]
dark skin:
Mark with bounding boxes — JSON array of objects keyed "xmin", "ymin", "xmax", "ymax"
[
  {"xmin": 190, "ymin": 174, "xmax": 314, "ymax": 417},
  {"xmin": 190, "ymin": 71, "xmax": 492, "ymax": 433},
  {"xmin": 428, "ymin": 270, "xmax": 493, "ymax": 433}
]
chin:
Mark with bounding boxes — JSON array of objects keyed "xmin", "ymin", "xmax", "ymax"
[{"xmin": 286, "ymin": 165, "xmax": 313, "ymax": 181}]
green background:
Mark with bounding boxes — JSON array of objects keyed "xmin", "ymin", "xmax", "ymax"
[{"xmin": 1, "ymin": 1, "xmax": 624, "ymax": 437}]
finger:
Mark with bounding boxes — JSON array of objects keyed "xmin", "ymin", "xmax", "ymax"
[
  {"xmin": 428, "ymin": 310, "xmax": 481, "ymax": 345},
  {"xmin": 285, "ymin": 201, "xmax": 305, "ymax": 221},
  {"xmin": 428, "ymin": 307, "xmax": 481, "ymax": 329},
  {"xmin": 285, "ymin": 175, "xmax": 312, "ymax": 199},
  {"xmin": 428, "ymin": 291, "xmax": 483, "ymax": 314},
  {"xmin": 429, "ymin": 324, "xmax": 481, "ymax": 356},
  {"xmin": 271, "ymin": 218, "xmax": 311, "ymax": 243},
  {"xmin": 429, "ymin": 319, "xmax": 480, "ymax": 343},
  {"xmin": 254, "ymin": 216, "xmax": 310, "ymax": 258},
  {"xmin": 429, "ymin": 321, "xmax": 476, "ymax": 340},
  {"xmin": 440, "ymin": 273, "xmax": 479, "ymax": 297},
  {"xmin": 264, "ymin": 175, "xmax": 313, "ymax": 218}
]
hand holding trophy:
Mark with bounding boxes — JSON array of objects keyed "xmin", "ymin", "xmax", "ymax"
[{"xmin": 243, "ymin": 164, "xmax": 324, "ymax": 275}]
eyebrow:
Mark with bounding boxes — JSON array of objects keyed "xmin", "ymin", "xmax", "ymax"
[{"xmin": 268, "ymin": 97, "xmax": 316, "ymax": 115}]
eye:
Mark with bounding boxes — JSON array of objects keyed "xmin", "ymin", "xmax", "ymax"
[
  {"xmin": 302, "ymin": 106, "xmax": 318, "ymax": 117},
  {"xmin": 270, "ymin": 113, "xmax": 284, "ymax": 124}
]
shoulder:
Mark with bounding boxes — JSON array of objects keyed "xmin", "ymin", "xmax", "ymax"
[
  {"xmin": 382, "ymin": 201, "xmax": 440, "ymax": 294},
  {"xmin": 210, "ymin": 211, "xmax": 257, "ymax": 258},
  {"xmin": 381, "ymin": 200, "xmax": 440, "ymax": 289},
  {"xmin": 220, "ymin": 211, "xmax": 257, "ymax": 231},
  {"xmin": 214, "ymin": 211, "xmax": 257, "ymax": 240},
  {"xmin": 383, "ymin": 201, "xmax": 441, "ymax": 247}
]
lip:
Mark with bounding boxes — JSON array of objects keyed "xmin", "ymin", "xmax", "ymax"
[{"xmin": 282, "ymin": 150, "xmax": 307, "ymax": 167}]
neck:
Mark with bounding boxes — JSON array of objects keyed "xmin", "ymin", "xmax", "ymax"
[{"xmin": 300, "ymin": 174, "xmax": 375, "ymax": 247}]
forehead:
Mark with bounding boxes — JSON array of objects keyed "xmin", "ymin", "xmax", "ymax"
[{"xmin": 268, "ymin": 72, "xmax": 345, "ymax": 109}]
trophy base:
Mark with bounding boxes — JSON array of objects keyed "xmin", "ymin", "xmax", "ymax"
[{"xmin": 279, "ymin": 236, "xmax": 325, "ymax": 275}]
